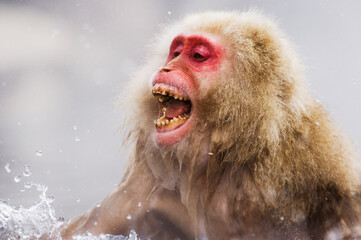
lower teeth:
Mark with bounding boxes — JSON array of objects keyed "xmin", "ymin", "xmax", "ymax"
[{"xmin": 154, "ymin": 114, "xmax": 190, "ymax": 127}]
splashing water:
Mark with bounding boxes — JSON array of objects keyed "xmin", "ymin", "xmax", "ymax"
[
  {"xmin": 0, "ymin": 182, "xmax": 62, "ymax": 239},
  {"xmin": 72, "ymin": 230, "xmax": 144, "ymax": 240},
  {"xmin": 0, "ymin": 182, "xmax": 145, "ymax": 240}
]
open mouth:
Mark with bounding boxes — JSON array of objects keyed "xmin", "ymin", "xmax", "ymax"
[{"xmin": 152, "ymin": 83, "xmax": 192, "ymax": 133}]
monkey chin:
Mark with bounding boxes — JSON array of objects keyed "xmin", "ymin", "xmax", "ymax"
[{"xmin": 152, "ymin": 82, "xmax": 194, "ymax": 146}]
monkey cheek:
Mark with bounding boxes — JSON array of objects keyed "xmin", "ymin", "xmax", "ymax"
[{"xmin": 154, "ymin": 113, "xmax": 194, "ymax": 146}]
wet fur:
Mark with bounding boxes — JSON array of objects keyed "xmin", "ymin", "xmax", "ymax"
[{"xmin": 121, "ymin": 11, "xmax": 361, "ymax": 239}]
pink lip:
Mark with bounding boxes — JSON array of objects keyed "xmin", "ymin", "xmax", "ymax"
[{"xmin": 153, "ymin": 112, "xmax": 194, "ymax": 146}]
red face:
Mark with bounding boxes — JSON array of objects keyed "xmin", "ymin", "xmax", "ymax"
[{"xmin": 152, "ymin": 34, "xmax": 224, "ymax": 146}]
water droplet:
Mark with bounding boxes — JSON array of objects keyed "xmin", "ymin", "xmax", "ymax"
[
  {"xmin": 24, "ymin": 182, "xmax": 32, "ymax": 189},
  {"xmin": 73, "ymin": 125, "xmax": 78, "ymax": 130},
  {"xmin": 146, "ymin": 209, "xmax": 150, "ymax": 213},
  {"xmin": 46, "ymin": 195, "xmax": 55, "ymax": 203},
  {"xmin": 315, "ymin": 121, "xmax": 320, "ymax": 126},
  {"xmin": 137, "ymin": 202, "xmax": 142, "ymax": 207},
  {"xmin": 128, "ymin": 230, "xmax": 138, "ymax": 239},
  {"xmin": 208, "ymin": 152, "xmax": 213, "ymax": 156},
  {"xmin": 4, "ymin": 163, "xmax": 11, "ymax": 173},
  {"xmin": 167, "ymin": 11, "xmax": 172, "ymax": 15},
  {"xmin": 96, "ymin": 203, "xmax": 101, "ymax": 208},
  {"xmin": 126, "ymin": 214, "xmax": 132, "ymax": 220},
  {"xmin": 123, "ymin": 190, "xmax": 127, "ymax": 194},
  {"xmin": 35, "ymin": 150, "xmax": 43, "ymax": 157},
  {"xmin": 14, "ymin": 175, "xmax": 22, "ymax": 183},
  {"xmin": 74, "ymin": 136, "xmax": 80, "ymax": 142},
  {"xmin": 93, "ymin": 221, "xmax": 98, "ymax": 226},
  {"xmin": 76, "ymin": 199, "xmax": 80, "ymax": 203},
  {"xmin": 280, "ymin": 216, "xmax": 284, "ymax": 221},
  {"xmin": 23, "ymin": 165, "xmax": 31, "ymax": 177}
]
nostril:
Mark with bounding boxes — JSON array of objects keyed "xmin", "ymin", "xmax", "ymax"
[{"xmin": 161, "ymin": 67, "xmax": 172, "ymax": 73}]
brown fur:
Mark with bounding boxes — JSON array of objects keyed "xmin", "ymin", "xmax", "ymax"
[{"xmin": 62, "ymin": 11, "xmax": 361, "ymax": 240}]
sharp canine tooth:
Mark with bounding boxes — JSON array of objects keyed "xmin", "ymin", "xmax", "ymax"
[
  {"xmin": 154, "ymin": 120, "xmax": 157, "ymax": 124},
  {"xmin": 174, "ymin": 94, "xmax": 178, "ymax": 99},
  {"xmin": 156, "ymin": 121, "xmax": 161, "ymax": 127},
  {"xmin": 166, "ymin": 120, "xmax": 169, "ymax": 124},
  {"xmin": 161, "ymin": 121, "xmax": 165, "ymax": 126},
  {"xmin": 169, "ymin": 91, "xmax": 173, "ymax": 96}
]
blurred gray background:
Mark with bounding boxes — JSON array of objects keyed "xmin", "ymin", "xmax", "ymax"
[{"xmin": 0, "ymin": 0, "xmax": 361, "ymax": 219}]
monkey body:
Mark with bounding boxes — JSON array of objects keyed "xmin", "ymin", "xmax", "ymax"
[{"xmin": 62, "ymin": 12, "xmax": 361, "ymax": 240}]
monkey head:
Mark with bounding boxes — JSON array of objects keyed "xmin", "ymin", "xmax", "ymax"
[{"xmin": 141, "ymin": 11, "xmax": 305, "ymax": 156}]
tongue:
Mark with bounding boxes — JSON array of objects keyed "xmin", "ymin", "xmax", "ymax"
[{"xmin": 160, "ymin": 99, "xmax": 191, "ymax": 119}]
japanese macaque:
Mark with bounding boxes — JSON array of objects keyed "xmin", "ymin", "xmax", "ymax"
[{"xmin": 61, "ymin": 11, "xmax": 361, "ymax": 240}]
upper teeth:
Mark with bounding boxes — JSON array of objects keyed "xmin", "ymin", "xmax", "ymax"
[{"xmin": 152, "ymin": 86, "xmax": 189, "ymax": 101}]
